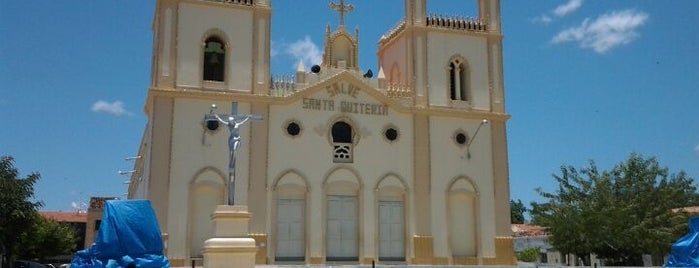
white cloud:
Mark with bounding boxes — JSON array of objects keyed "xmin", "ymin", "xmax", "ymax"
[
  {"xmin": 551, "ymin": 9, "xmax": 649, "ymax": 54},
  {"xmin": 285, "ymin": 36, "xmax": 323, "ymax": 70},
  {"xmin": 694, "ymin": 144, "xmax": 699, "ymax": 153},
  {"xmin": 531, "ymin": 0, "xmax": 582, "ymax": 24},
  {"xmin": 532, "ymin": 15, "xmax": 553, "ymax": 25},
  {"xmin": 270, "ymin": 40, "xmax": 279, "ymax": 59},
  {"xmin": 553, "ymin": 0, "xmax": 584, "ymax": 18},
  {"xmin": 91, "ymin": 100, "xmax": 132, "ymax": 116}
]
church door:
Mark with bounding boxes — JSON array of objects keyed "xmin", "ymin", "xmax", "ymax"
[
  {"xmin": 378, "ymin": 201, "xmax": 404, "ymax": 261},
  {"xmin": 327, "ymin": 195, "xmax": 358, "ymax": 261},
  {"xmin": 275, "ymin": 198, "xmax": 305, "ymax": 261}
]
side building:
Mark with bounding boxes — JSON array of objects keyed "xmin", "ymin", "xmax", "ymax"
[
  {"xmin": 128, "ymin": 0, "xmax": 513, "ymax": 265},
  {"xmin": 39, "ymin": 211, "xmax": 88, "ymax": 258}
]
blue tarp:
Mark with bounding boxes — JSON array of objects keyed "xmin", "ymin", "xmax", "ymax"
[
  {"xmin": 665, "ymin": 216, "xmax": 699, "ymax": 267},
  {"xmin": 71, "ymin": 200, "xmax": 169, "ymax": 268}
]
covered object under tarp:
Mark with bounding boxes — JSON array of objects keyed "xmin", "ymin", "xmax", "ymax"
[
  {"xmin": 665, "ymin": 216, "xmax": 699, "ymax": 267},
  {"xmin": 71, "ymin": 200, "xmax": 169, "ymax": 268}
]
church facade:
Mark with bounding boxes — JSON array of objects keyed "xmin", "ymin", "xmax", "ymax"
[{"xmin": 128, "ymin": 0, "xmax": 514, "ymax": 265}]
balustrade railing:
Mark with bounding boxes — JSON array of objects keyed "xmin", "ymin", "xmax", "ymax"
[
  {"xmin": 379, "ymin": 19, "xmax": 406, "ymax": 44},
  {"xmin": 384, "ymin": 83, "xmax": 414, "ymax": 99},
  {"xmin": 269, "ymin": 68, "xmax": 414, "ymax": 101},
  {"xmin": 269, "ymin": 75, "xmax": 296, "ymax": 97},
  {"xmin": 205, "ymin": 0, "xmax": 254, "ymax": 6},
  {"xmin": 426, "ymin": 14, "xmax": 486, "ymax": 31}
]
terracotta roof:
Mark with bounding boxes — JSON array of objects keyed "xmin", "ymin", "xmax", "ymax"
[
  {"xmin": 511, "ymin": 224, "xmax": 548, "ymax": 237},
  {"xmin": 673, "ymin": 206, "xmax": 699, "ymax": 215},
  {"xmin": 40, "ymin": 211, "xmax": 88, "ymax": 223}
]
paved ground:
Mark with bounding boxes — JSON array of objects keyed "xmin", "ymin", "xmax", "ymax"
[{"xmin": 255, "ymin": 264, "xmax": 516, "ymax": 268}]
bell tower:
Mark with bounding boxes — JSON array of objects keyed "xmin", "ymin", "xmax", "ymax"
[
  {"xmin": 378, "ymin": 0, "xmax": 513, "ymax": 265},
  {"xmin": 150, "ymin": 0, "xmax": 271, "ymax": 94},
  {"xmin": 143, "ymin": 0, "xmax": 272, "ymax": 264},
  {"xmin": 378, "ymin": 0, "xmax": 504, "ymax": 111}
]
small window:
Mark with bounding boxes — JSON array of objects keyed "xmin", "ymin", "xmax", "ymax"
[
  {"xmin": 286, "ymin": 122, "xmax": 301, "ymax": 136},
  {"xmin": 384, "ymin": 127, "xmax": 398, "ymax": 142},
  {"xmin": 449, "ymin": 57, "xmax": 469, "ymax": 101},
  {"xmin": 203, "ymin": 37, "xmax": 225, "ymax": 82},
  {"xmin": 332, "ymin": 122, "xmax": 352, "ymax": 143},
  {"xmin": 332, "ymin": 121, "xmax": 353, "ymax": 163}
]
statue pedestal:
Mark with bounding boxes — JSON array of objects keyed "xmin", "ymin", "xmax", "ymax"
[{"xmin": 203, "ymin": 205, "xmax": 257, "ymax": 268}]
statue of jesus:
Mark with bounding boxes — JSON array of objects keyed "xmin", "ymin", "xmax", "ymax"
[{"xmin": 208, "ymin": 103, "xmax": 263, "ymax": 205}]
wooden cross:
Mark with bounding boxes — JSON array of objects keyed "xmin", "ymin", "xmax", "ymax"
[{"xmin": 329, "ymin": 0, "xmax": 354, "ymax": 27}]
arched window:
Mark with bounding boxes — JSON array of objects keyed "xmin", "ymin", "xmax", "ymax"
[
  {"xmin": 449, "ymin": 58, "xmax": 469, "ymax": 101},
  {"xmin": 332, "ymin": 121, "xmax": 353, "ymax": 163},
  {"xmin": 203, "ymin": 37, "xmax": 225, "ymax": 82}
]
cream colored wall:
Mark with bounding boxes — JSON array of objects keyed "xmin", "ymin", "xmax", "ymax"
[
  {"xmin": 148, "ymin": 97, "xmax": 174, "ymax": 235},
  {"xmin": 176, "ymin": 3, "xmax": 254, "ymax": 90},
  {"xmin": 426, "ymin": 33, "xmax": 489, "ymax": 109},
  {"xmin": 189, "ymin": 169, "xmax": 226, "ymax": 257},
  {"xmin": 428, "ymin": 117, "xmax": 496, "ymax": 259},
  {"xmin": 379, "ymin": 35, "xmax": 408, "ymax": 85},
  {"xmin": 166, "ymin": 99, "xmax": 253, "ymax": 258},
  {"xmin": 267, "ymin": 82, "xmax": 414, "ymax": 261},
  {"xmin": 132, "ymin": 122, "xmax": 152, "ymax": 199}
]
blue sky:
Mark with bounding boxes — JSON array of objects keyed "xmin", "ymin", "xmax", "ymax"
[{"xmin": 1, "ymin": 0, "xmax": 698, "ymax": 214}]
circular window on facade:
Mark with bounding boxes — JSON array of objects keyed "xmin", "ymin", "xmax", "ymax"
[
  {"xmin": 454, "ymin": 131, "xmax": 468, "ymax": 146},
  {"xmin": 384, "ymin": 127, "xmax": 398, "ymax": 142},
  {"xmin": 286, "ymin": 121, "xmax": 301, "ymax": 137}
]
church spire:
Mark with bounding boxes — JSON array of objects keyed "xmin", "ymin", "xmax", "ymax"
[{"xmin": 329, "ymin": 0, "xmax": 354, "ymax": 28}]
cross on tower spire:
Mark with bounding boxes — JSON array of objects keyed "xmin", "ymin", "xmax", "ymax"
[{"xmin": 329, "ymin": 0, "xmax": 354, "ymax": 27}]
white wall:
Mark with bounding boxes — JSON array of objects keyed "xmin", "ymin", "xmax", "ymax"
[{"xmin": 379, "ymin": 35, "xmax": 408, "ymax": 85}]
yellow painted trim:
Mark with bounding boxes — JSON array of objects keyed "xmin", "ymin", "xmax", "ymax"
[
  {"xmin": 432, "ymin": 257, "xmax": 449, "ymax": 265},
  {"xmin": 413, "ymin": 115, "xmax": 431, "ymax": 235},
  {"xmin": 482, "ymin": 257, "xmax": 498, "ymax": 265},
  {"xmin": 412, "ymin": 235, "xmax": 434, "ymax": 264},
  {"xmin": 249, "ymin": 233, "xmax": 268, "ymax": 264},
  {"xmin": 453, "ymin": 256, "xmax": 478, "ymax": 265},
  {"xmin": 145, "ymin": 70, "xmax": 511, "ymax": 122},
  {"xmin": 309, "ymin": 257, "xmax": 323, "ymax": 264},
  {"xmin": 168, "ymin": 258, "xmax": 186, "ymax": 267},
  {"xmin": 494, "ymin": 236, "xmax": 516, "ymax": 265}
]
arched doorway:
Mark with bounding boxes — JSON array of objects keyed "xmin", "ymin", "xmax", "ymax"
[
  {"xmin": 189, "ymin": 169, "xmax": 225, "ymax": 257},
  {"xmin": 447, "ymin": 178, "xmax": 478, "ymax": 258}
]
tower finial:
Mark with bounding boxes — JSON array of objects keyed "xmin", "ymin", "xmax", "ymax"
[{"xmin": 329, "ymin": 0, "xmax": 354, "ymax": 27}]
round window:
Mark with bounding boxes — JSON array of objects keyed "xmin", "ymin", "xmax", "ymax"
[
  {"xmin": 286, "ymin": 122, "xmax": 301, "ymax": 136},
  {"xmin": 455, "ymin": 132, "xmax": 468, "ymax": 145},
  {"xmin": 385, "ymin": 128, "xmax": 398, "ymax": 142}
]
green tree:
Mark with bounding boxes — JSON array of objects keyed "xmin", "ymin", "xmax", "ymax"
[
  {"xmin": 531, "ymin": 153, "xmax": 697, "ymax": 266},
  {"xmin": 516, "ymin": 247, "xmax": 541, "ymax": 262},
  {"xmin": 511, "ymin": 199, "xmax": 527, "ymax": 224},
  {"xmin": 16, "ymin": 216, "xmax": 78, "ymax": 262},
  {"xmin": 0, "ymin": 156, "xmax": 43, "ymax": 268}
]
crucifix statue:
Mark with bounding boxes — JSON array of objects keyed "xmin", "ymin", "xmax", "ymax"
[
  {"xmin": 329, "ymin": 0, "xmax": 354, "ymax": 27},
  {"xmin": 206, "ymin": 102, "xmax": 263, "ymax": 205}
]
